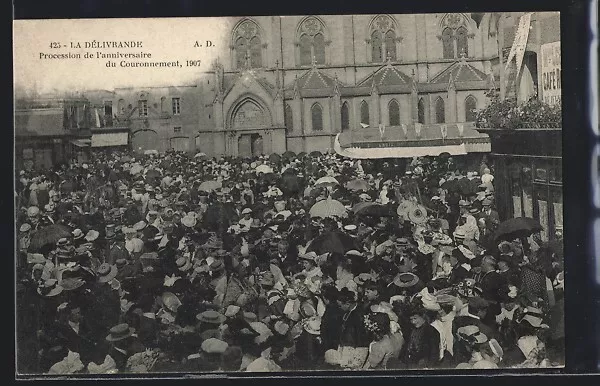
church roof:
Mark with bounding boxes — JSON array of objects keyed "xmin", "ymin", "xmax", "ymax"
[
  {"xmin": 222, "ymin": 70, "xmax": 277, "ymax": 99},
  {"xmin": 357, "ymin": 63, "xmax": 413, "ymax": 88},
  {"xmin": 295, "ymin": 67, "xmax": 340, "ymax": 90},
  {"xmin": 430, "ymin": 60, "xmax": 488, "ymax": 84}
]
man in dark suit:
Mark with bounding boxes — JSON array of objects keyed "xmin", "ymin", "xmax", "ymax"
[
  {"xmin": 106, "ymin": 232, "xmax": 129, "ymax": 265},
  {"xmin": 480, "ymin": 199, "xmax": 500, "ymax": 230}
]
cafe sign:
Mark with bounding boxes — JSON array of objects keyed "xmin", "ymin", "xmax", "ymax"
[{"xmin": 540, "ymin": 41, "xmax": 561, "ymax": 106}]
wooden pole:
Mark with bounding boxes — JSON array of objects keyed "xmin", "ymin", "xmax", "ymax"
[{"xmin": 498, "ymin": 14, "xmax": 506, "ymax": 100}]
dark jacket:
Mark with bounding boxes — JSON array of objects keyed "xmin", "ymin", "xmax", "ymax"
[{"xmin": 402, "ymin": 324, "xmax": 440, "ymax": 368}]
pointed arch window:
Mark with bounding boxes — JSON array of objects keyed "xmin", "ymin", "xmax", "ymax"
[
  {"xmin": 284, "ymin": 103, "xmax": 294, "ymax": 133},
  {"xmin": 385, "ymin": 30, "xmax": 397, "ymax": 61},
  {"xmin": 442, "ymin": 28, "xmax": 455, "ymax": 59},
  {"xmin": 388, "ymin": 99, "xmax": 400, "ymax": 126},
  {"xmin": 439, "ymin": 14, "xmax": 472, "ymax": 59},
  {"xmin": 418, "ymin": 98, "xmax": 426, "ymax": 124},
  {"xmin": 232, "ymin": 19, "xmax": 263, "ymax": 69},
  {"xmin": 313, "ymin": 33, "xmax": 326, "ymax": 65},
  {"xmin": 368, "ymin": 15, "xmax": 399, "ymax": 63},
  {"xmin": 371, "ymin": 31, "xmax": 383, "ymax": 63},
  {"xmin": 341, "ymin": 102, "xmax": 350, "ymax": 131},
  {"xmin": 456, "ymin": 27, "xmax": 469, "ymax": 58},
  {"xmin": 297, "ymin": 17, "xmax": 328, "ymax": 66},
  {"xmin": 311, "ymin": 103, "xmax": 323, "ymax": 131},
  {"xmin": 435, "ymin": 97, "xmax": 445, "ymax": 124},
  {"xmin": 360, "ymin": 100, "xmax": 370, "ymax": 127},
  {"xmin": 465, "ymin": 95, "xmax": 477, "ymax": 122},
  {"xmin": 250, "ymin": 36, "xmax": 262, "ymax": 67}
]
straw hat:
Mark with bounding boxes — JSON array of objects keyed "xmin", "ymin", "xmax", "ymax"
[
  {"xmin": 37, "ymin": 279, "xmax": 63, "ymax": 297},
  {"xmin": 457, "ymin": 325, "xmax": 488, "ymax": 345},
  {"xmin": 303, "ymin": 317, "xmax": 321, "ymax": 335},
  {"xmin": 201, "ymin": 338, "xmax": 229, "ymax": 354},
  {"xmin": 97, "ymin": 263, "xmax": 118, "ymax": 283},
  {"xmin": 20, "ymin": 223, "xmax": 32, "ymax": 232},
  {"xmin": 105, "ymin": 323, "xmax": 135, "ymax": 342},
  {"xmin": 85, "ymin": 230, "xmax": 99, "ymax": 242},
  {"xmin": 196, "ymin": 310, "xmax": 226, "ymax": 324},
  {"xmin": 393, "ymin": 272, "xmax": 419, "ymax": 288},
  {"xmin": 176, "ymin": 257, "xmax": 192, "ymax": 272}
]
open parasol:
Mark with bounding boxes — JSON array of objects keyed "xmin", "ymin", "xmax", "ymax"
[
  {"xmin": 345, "ymin": 179, "xmax": 371, "ymax": 192},
  {"xmin": 194, "ymin": 152, "xmax": 207, "ymax": 159},
  {"xmin": 198, "ymin": 180, "xmax": 222, "ymax": 193},
  {"xmin": 314, "ymin": 176, "xmax": 339, "ymax": 187},
  {"xmin": 309, "ymin": 198, "xmax": 347, "ymax": 219},
  {"xmin": 255, "ymin": 164, "xmax": 274, "ymax": 175}
]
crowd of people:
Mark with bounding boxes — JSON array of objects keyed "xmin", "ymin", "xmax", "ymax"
[{"xmin": 16, "ymin": 149, "xmax": 565, "ymax": 374}]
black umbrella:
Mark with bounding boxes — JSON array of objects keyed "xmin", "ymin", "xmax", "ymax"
[
  {"xmin": 306, "ymin": 231, "xmax": 358, "ymax": 255},
  {"xmin": 458, "ymin": 178, "xmax": 478, "ymax": 196},
  {"xmin": 269, "ymin": 153, "xmax": 281, "ymax": 163},
  {"xmin": 279, "ymin": 173, "xmax": 302, "ymax": 194},
  {"xmin": 282, "ymin": 168, "xmax": 298, "ymax": 176},
  {"xmin": 282, "ymin": 151, "xmax": 296, "ymax": 159},
  {"xmin": 441, "ymin": 179, "xmax": 460, "ymax": 192},
  {"xmin": 261, "ymin": 173, "xmax": 279, "ymax": 184},
  {"xmin": 29, "ymin": 224, "xmax": 72, "ymax": 251},
  {"xmin": 493, "ymin": 217, "xmax": 543, "ymax": 242},
  {"xmin": 353, "ymin": 202, "xmax": 395, "ymax": 217},
  {"xmin": 297, "ymin": 152, "xmax": 307, "ymax": 159},
  {"xmin": 309, "ymin": 151, "xmax": 323, "ymax": 157}
]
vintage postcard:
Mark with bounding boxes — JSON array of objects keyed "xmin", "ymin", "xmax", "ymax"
[{"xmin": 14, "ymin": 13, "xmax": 564, "ymax": 375}]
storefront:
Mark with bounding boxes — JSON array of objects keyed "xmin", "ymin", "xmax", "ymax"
[{"xmin": 479, "ymin": 128, "xmax": 562, "ymax": 241}]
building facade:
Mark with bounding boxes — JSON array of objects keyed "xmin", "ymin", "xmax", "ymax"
[
  {"xmin": 15, "ymin": 96, "xmax": 93, "ymax": 170},
  {"xmin": 196, "ymin": 13, "xmax": 499, "ymax": 157}
]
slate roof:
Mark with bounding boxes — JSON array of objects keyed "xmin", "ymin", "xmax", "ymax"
[
  {"xmin": 15, "ymin": 109, "xmax": 67, "ymax": 137},
  {"xmin": 430, "ymin": 61, "xmax": 488, "ymax": 84}
]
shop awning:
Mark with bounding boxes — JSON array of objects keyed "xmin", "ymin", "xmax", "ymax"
[
  {"xmin": 70, "ymin": 139, "xmax": 91, "ymax": 148},
  {"xmin": 91, "ymin": 132, "xmax": 129, "ymax": 147}
]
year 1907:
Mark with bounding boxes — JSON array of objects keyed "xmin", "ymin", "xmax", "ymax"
[{"xmin": 186, "ymin": 60, "xmax": 201, "ymax": 67}]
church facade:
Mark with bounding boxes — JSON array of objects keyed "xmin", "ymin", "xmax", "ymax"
[
  {"xmin": 101, "ymin": 14, "xmax": 501, "ymax": 156},
  {"xmin": 198, "ymin": 13, "xmax": 497, "ymax": 157}
]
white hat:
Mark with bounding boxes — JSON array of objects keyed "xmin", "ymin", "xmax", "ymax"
[{"xmin": 241, "ymin": 208, "xmax": 253, "ymax": 215}]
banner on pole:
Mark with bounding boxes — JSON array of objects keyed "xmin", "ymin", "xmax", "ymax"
[{"xmin": 505, "ymin": 13, "xmax": 533, "ymax": 75}]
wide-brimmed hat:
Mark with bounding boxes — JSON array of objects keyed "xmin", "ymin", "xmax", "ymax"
[
  {"xmin": 105, "ymin": 323, "xmax": 135, "ymax": 342},
  {"xmin": 56, "ymin": 238, "xmax": 70, "ymax": 247},
  {"xmin": 453, "ymin": 229, "xmax": 466, "ymax": 240},
  {"xmin": 517, "ymin": 306, "xmax": 549, "ymax": 328},
  {"xmin": 181, "ymin": 215, "xmax": 197, "ymax": 228},
  {"xmin": 209, "ymin": 259, "xmax": 225, "ymax": 272},
  {"xmin": 393, "ymin": 272, "xmax": 419, "ymax": 288},
  {"xmin": 176, "ymin": 257, "xmax": 192, "ymax": 272},
  {"xmin": 161, "ymin": 292, "xmax": 182, "ymax": 313},
  {"xmin": 274, "ymin": 320, "xmax": 290, "ymax": 335},
  {"xmin": 37, "ymin": 279, "xmax": 63, "ymax": 297},
  {"xmin": 241, "ymin": 208, "xmax": 253, "ymax": 215},
  {"xmin": 197, "ymin": 310, "xmax": 227, "ymax": 324},
  {"xmin": 457, "ymin": 325, "xmax": 488, "ymax": 345},
  {"xmin": 97, "ymin": 263, "xmax": 118, "ymax": 283},
  {"xmin": 243, "ymin": 312, "xmax": 258, "ymax": 323},
  {"xmin": 224, "ymin": 305, "xmax": 241, "ymax": 318},
  {"xmin": 60, "ymin": 277, "xmax": 85, "ymax": 291},
  {"xmin": 201, "ymin": 338, "xmax": 229, "ymax": 354},
  {"xmin": 71, "ymin": 229, "xmax": 84, "ymax": 240},
  {"xmin": 132, "ymin": 221, "xmax": 147, "ymax": 231},
  {"xmin": 85, "ymin": 230, "xmax": 99, "ymax": 242},
  {"xmin": 303, "ymin": 317, "xmax": 321, "ymax": 335},
  {"xmin": 299, "ymin": 251, "xmax": 318, "ymax": 262},
  {"xmin": 27, "ymin": 253, "xmax": 47, "ymax": 265},
  {"xmin": 20, "ymin": 223, "xmax": 32, "ymax": 232}
]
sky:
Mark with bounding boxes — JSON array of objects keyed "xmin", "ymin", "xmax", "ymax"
[{"xmin": 13, "ymin": 17, "xmax": 231, "ymax": 94}]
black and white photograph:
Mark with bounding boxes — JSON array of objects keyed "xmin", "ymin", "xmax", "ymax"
[{"xmin": 14, "ymin": 12, "xmax": 565, "ymax": 375}]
